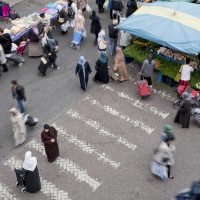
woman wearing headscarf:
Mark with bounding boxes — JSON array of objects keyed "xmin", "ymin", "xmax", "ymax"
[
  {"xmin": 161, "ymin": 125, "xmax": 173, "ymax": 142},
  {"xmin": 75, "ymin": 0, "xmax": 88, "ymax": 12},
  {"xmin": 97, "ymin": 29, "xmax": 107, "ymax": 52},
  {"xmin": 112, "ymin": 46, "xmax": 128, "ymax": 82},
  {"xmin": 9, "ymin": 108, "xmax": 26, "ymax": 147},
  {"xmin": 22, "ymin": 151, "xmax": 41, "ymax": 193},
  {"xmin": 27, "ymin": 22, "xmax": 43, "ymax": 57},
  {"xmin": 174, "ymin": 92, "xmax": 192, "ymax": 128},
  {"xmin": 57, "ymin": 5, "xmax": 67, "ymax": 25},
  {"xmin": 90, "ymin": 10, "xmax": 101, "ymax": 45},
  {"xmin": 153, "ymin": 135, "xmax": 175, "ymax": 179},
  {"xmin": 74, "ymin": 9, "xmax": 86, "ymax": 37},
  {"xmin": 76, "ymin": 56, "xmax": 92, "ymax": 92},
  {"xmin": 126, "ymin": 0, "xmax": 138, "ymax": 18},
  {"xmin": 0, "ymin": 44, "xmax": 8, "ymax": 72},
  {"xmin": 140, "ymin": 54, "xmax": 155, "ymax": 88},
  {"xmin": 94, "ymin": 51, "xmax": 109, "ymax": 83},
  {"xmin": 41, "ymin": 124, "xmax": 59, "ymax": 162}
]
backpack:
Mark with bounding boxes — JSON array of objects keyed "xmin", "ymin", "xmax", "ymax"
[
  {"xmin": 68, "ymin": 6, "xmax": 75, "ymax": 19},
  {"xmin": 112, "ymin": 0, "xmax": 123, "ymax": 11}
]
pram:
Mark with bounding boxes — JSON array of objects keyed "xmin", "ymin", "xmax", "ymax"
[
  {"xmin": 14, "ymin": 168, "xmax": 26, "ymax": 192},
  {"xmin": 71, "ymin": 31, "xmax": 84, "ymax": 49},
  {"xmin": 5, "ymin": 53, "xmax": 25, "ymax": 67},
  {"xmin": 23, "ymin": 114, "xmax": 39, "ymax": 128},
  {"xmin": 173, "ymin": 85, "xmax": 199, "ymax": 109}
]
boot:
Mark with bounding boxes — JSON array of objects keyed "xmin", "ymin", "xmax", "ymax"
[{"xmin": 2, "ymin": 64, "xmax": 8, "ymax": 72}]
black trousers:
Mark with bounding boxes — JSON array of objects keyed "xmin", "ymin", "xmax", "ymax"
[
  {"xmin": 141, "ymin": 76, "xmax": 152, "ymax": 86},
  {"xmin": 167, "ymin": 165, "xmax": 171, "ymax": 177}
]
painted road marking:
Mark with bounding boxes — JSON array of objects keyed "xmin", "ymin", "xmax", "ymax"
[
  {"xmin": 0, "ymin": 182, "xmax": 21, "ymax": 200},
  {"xmin": 53, "ymin": 124, "xmax": 121, "ymax": 169},
  {"xmin": 26, "ymin": 139, "xmax": 101, "ymax": 191},
  {"xmin": 3, "ymin": 156, "xmax": 72, "ymax": 200},
  {"xmin": 102, "ymin": 85, "xmax": 170, "ymax": 119},
  {"xmin": 129, "ymin": 75, "xmax": 177, "ymax": 102},
  {"xmin": 66, "ymin": 109, "xmax": 137, "ymax": 150},
  {"xmin": 82, "ymin": 97, "xmax": 154, "ymax": 134}
]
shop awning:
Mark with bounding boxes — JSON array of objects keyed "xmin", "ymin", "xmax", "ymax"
[{"xmin": 118, "ymin": 2, "xmax": 200, "ymax": 55}]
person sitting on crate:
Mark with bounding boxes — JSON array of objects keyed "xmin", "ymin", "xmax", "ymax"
[{"xmin": 9, "ymin": 9, "xmax": 20, "ymax": 21}]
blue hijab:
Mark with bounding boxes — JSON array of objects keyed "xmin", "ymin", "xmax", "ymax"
[
  {"xmin": 78, "ymin": 56, "xmax": 85, "ymax": 65},
  {"xmin": 99, "ymin": 51, "xmax": 107, "ymax": 63}
]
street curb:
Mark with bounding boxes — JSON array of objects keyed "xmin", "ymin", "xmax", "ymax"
[{"xmin": 9, "ymin": 0, "xmax": 24, "ymax": 7}]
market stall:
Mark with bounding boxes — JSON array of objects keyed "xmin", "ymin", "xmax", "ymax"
[
  {"xmin": 4, "ymin": 1, "xmax": 68, "ymax": 43},
  {"xmin": 118, "ymin": 2, "xmax": 200, "ymax": 89}
]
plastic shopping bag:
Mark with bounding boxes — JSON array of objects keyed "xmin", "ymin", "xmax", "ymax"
[{"xmin": 151, "ymin": 161, "xmax": 168, "ymax": 180}]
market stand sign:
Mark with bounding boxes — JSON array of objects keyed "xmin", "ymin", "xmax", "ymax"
[{"xmin": 118, "ymin": 2, "xmax": 200, "ymax": 55}]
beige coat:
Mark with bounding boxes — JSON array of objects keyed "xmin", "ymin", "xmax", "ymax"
[
  {"xmin": 74, "ymin": 10, "xmax": 86, "ymax": 36},
  {"xmin": 9, "ymin": 108, "xmax": 27, "ymax": 147}
]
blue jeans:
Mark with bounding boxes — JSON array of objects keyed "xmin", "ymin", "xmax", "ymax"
[
  {"xmin": 108, "ymin": 37, "xmax": 117, "ymax": 55},
  {"xmin": 17, "ymin": 99, "xmax": 25, "ymax": 113}
]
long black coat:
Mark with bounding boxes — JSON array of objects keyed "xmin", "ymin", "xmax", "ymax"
[
  {"xmin": 174, "ymin": 100, "xmax": 191, "ymax": 128},
  {"xmin": 90, "ymin": 15, "xmax": 101, "ymax": 35},
  {"xmin": 23, "ymin": 166, "xmax": 41, "ymax": 193},
  {"xmin": 126, "ymin": 0, "xmax": 138, "ymax": 18},
  {"xmin": 0, "ymin": 33, "xmax": 12, "ymax": 54},
  {"xmin": 94, "ymin": 59, "xmax": 109, "ymax": 84},
  {"xmin": 76, "ymin": 61, "xmax": 92, "ymax": 91}
]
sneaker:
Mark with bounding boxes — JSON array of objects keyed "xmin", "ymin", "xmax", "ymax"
[
  {"xmin": 107, "ymin": 66, "xmax": 110, "ymax": 69},
  {"xmin": 56, "ymin": 67, "xmax": 60, "ymax": 69}
]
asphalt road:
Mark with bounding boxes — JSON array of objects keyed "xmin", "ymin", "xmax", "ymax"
[{"xmin": 0, "ymin": 1, "xmax": 200, "ymax": 200}]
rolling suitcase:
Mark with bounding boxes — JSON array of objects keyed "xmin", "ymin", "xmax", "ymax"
[
  {"xmin": 136, "ymin": 78, "xmax": 151, "ymax": 98},
  {"xmin": 14, "ymin": 168, "xmax": 26, "ymax": 192}
]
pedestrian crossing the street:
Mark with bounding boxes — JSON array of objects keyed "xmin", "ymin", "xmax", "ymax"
[
  {"xmin": 26, "ymin": 139, "xmax": 101, "ymax": 191},
  {"xmin": 0, "ymin": 80, "xmax": 177, "ymax": 199}
]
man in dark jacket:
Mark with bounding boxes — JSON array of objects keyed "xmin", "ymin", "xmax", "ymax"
[
  {"xmin": 108, "ymin": 19, "xmax": 118, "ymax": 56},
  {"xmin": 10, "ymin": 80, "xmax": 26, "ymax": 113},
  {"xmin": 0, "ymin": 28, "xmax": 12, "ymax": 54}
]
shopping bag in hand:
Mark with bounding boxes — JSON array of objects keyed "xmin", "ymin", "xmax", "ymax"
[{"xmin": 151, "ymin": 161, "xmax": 168, "ymax": 180}]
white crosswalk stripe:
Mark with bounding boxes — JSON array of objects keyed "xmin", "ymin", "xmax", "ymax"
[
  {"xmin": 3, "ymin": 156, "xmax": 72, "ymax": 200},
  {"xmin": 66, "ymin": 109, "xmax": 137, "ymax": 150},
  {"xmin": 101, "ymin": 85, "xmax": 170, "ymax": 119},
  {"xmin": 128, "ymin": 75, "xmax": 177, "ymax": 102},
  {"xmin": 0, "ymin": 182, "xmax": 21, "ymax": 200},
  {"xmin": 26, "ymin": 139, "xmax": 101, "ymax": 191},
  {"xmin": 71, "ymin": 97, "xmax": 154, "ymax": 134},
  {"xmin": 53, "ymin": 124, "xmax": 121, "ymax": 169}
]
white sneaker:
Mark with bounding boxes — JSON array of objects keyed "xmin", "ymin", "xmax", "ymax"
[{"xmin": 56, "ymin": 67, "xmax": 60, "ymax": 69}]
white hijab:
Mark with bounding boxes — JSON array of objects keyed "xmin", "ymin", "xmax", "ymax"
[{"xmin": 22, "ymin": 151, "xmax": 37, "ymax": 172}]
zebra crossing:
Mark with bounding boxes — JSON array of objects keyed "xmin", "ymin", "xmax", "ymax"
[{"xmin": 0, "ymin": 82, "xmax": 174, "ymax": 200}]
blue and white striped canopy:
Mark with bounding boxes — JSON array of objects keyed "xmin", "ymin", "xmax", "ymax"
[{"xmin": 118, "ymin": 2, "xmax": 200, "ymax": 55}]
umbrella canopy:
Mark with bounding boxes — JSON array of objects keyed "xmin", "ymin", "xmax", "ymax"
[
  {"xmin": 159, "ymin": 0, "xmax": 193, "ymax": 2},
  {"xmin": 118, "ymin": 2, "xmax": 200, "ymax": 55}
]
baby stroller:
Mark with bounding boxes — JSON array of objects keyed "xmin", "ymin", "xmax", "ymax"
[
  {"xmin": 71, "ymin": 30, "xmax": 84, "ymax": 49},
  {"xmin": 24, "ymin": 114, "xmax": 39, "ymax": 128},
  {"xmin": 14, "ymin": 168, "xmax": 26, "ymax": 192},
  {"xmin": 5, "ymin": 53, "xmax": 25, "ymax": 67},
  {"xmin": 173, "ymin": 85, "xmax": 199, "ymax": 109},
  {"xmin": 191, "ymin": 108, "xmax": 200, "ymax": 127}
]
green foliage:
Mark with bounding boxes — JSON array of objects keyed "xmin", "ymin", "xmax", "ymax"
[{"xmin": 123, "ymin": 43, "xmax": 200, "ymax": 90}]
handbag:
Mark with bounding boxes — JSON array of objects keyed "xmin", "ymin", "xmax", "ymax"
[
  {"xmin": 41, "ymin": 57, "xmax": 47, "ymax": 64},
  {"xmin": 175, "ymin": 65, "xmax": 183, "ymax": 82},
  {"xmin": 151, "ymin": 161, "xmax": 168, "ymax": 180},
  {"xmin": 58, "ymin": 17, "xmax": 64, "ymax": 23}
]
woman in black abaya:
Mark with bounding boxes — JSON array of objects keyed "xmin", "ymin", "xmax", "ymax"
[{"xmin": 22, "ymin": 151, "xmax": 41, "ymax": 193}]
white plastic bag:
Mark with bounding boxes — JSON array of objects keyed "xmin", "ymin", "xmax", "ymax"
[
  {"xmin": 86, "ymin": 4, "xmax": 92, "ymax": 12},
  {"xmin": 151, "ymin": 161, "xmax": 168, "ymax": 180}
]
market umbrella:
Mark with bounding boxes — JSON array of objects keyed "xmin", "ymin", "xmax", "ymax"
[
  {"xmin": 118, "ymin": 2, "xmax": 200, "ymax": 55},
  {"xmin": 159, "ymin": 0, "xmax": 193, "ymax": 2}
]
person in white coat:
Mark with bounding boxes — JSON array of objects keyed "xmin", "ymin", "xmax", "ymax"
[
  {"xmin": 153, "ymin": 135, "xmax": 175, "ymax": 179},
  {"xmin": 119, "ymin": 30, "xmax": 133, "ymax": 49},
  {"xmin": 68, "ymin": 0, "xmax": 78, "ymax": 28},
  {"xmin": 0, "ymin": 44, "xmax": 8, "ymax": 73},
  {"xmin": 9, "ymin": 107, "xmax": 26, "ymax": 147}
]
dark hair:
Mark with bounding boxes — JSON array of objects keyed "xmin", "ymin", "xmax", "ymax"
[
  {"xmin": 92, "ymin": 10, "xmax": 96, "ymax": 17},
  {"xmin": 40, "ymin": 13, "xmax": 45, "ymax": 18},
  {"xmin": 186, "ymin": 57, "xmax": 190, "ymax": 64},
  {"xmin": 10, "ymin": 80, "xmax": 17, "ymax": 85},
  {"xmin": 0, "ymin": 28, "xmax": 4, "ymax": 33}
]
